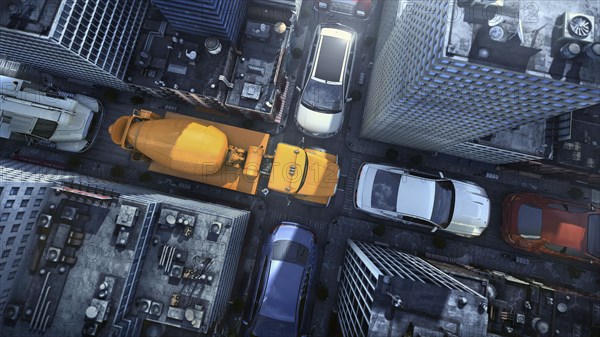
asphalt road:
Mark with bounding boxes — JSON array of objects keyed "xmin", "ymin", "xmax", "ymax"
[{"xmin": 1, "ymin": 1, "xmax": 598, "ymax": 336}]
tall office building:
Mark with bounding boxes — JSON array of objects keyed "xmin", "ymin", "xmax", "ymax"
[
  {"xmin": 0, "ymin": 164, "xmax": 59, "ymax": 312},
  {"xmin": 0, "ymin": 0, "xmax": 148, "ymax": 90},
  {"xmin": 336, "ymin": 240, "xmax": 488, "ymax": 337},
  {"xmin": 151, "ymin": 0, "xmax": 246, "ymax": 42},
  {"xmin": 0, "ymin": 160, "xmax": 249, "ymax": 336},
  {"xmin": 361, "ymin": 0, "xmax": 600, "ymax": 163}
]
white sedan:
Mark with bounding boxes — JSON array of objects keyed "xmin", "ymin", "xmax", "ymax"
[{"xmin": 354, "ymin": 163, "xmax": 491, "ymax": 238}]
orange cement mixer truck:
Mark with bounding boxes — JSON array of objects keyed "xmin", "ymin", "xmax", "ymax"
[{"xmin": 108, "ymin": 109, "xmax": 340, "ymax": 205}]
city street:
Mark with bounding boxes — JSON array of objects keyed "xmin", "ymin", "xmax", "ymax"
[{"xmin": 1, "ymin": 1, "xmax": 599, "ymax": 336}]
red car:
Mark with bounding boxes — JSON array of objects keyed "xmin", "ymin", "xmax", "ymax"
[{"xmin": 502, "ymin": 192, "xmax": 600, "ymax": 265}]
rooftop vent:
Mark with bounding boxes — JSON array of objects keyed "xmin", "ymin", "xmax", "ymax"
[
  {"xmin": 205, "ymin": 38, "xmax": 222, "ymax": 55},
  {"xmin": 158, "ymin": 208, "xmax": 179, "ymax": 228},
  {"xmin": 37, "ymin": 214, "xmax": 52, "ymax": 230},
  {"xmin": 138, "ymin": 299, "xmax": 152, "ymax": 314},
  {"xmin": 558, "ymin": 13, "xmax": 595, "ymax": 44},
  {"xmin": 207, "ymin": 222, "xmax": 223, "ymax": 241},
  {"xmin": 116, "ymin": 204, "xmax": 139, "ymax": 227},
  {"xmin": 46, "ymin": 246, "xmax": 61, "ymax": 262},
  {"xmin": 61, "ymin": 206, "xmax": 78, "ymax": 221},
  {"xmin": 3, "ymin": 304, "xmax": 21, "ymax": 325}
]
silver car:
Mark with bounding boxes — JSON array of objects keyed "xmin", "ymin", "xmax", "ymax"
[
  {"xmin": 295, "ymin": 24, "xmax": 356, "ymax": 138},
  {"xmin": 354, "ymin": 163, "xmax": 490, "ymax": 238}
]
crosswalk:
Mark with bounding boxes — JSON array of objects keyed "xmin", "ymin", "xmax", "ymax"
[
  {"xmin": 266, "ymin": 209, "xmax": 328, "ymax": 232},
  {"xmin": 342, "ymin": 157, "xmax": 362, "ymax": 215}
]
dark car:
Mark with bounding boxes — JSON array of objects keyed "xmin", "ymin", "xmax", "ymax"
[
  {"xmin": 316, "ymin": 0, "xmax": 373, "ymax": 18},
  {"xmin": 243, "ymin": 222, "xmax": 318, "ymax": 337},
  {"xmin": 502, "ymin": 192, "xmax": 600, "ymax": 265}
]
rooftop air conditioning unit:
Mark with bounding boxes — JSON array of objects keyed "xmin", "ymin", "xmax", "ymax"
[
  {"xmin": 558, "ymin": 12, "xmax": 595, "ymax": 44},
  {"xmin": 138, "ymin": 299, "xmax": 152, "ymax": 314},
  {"xmin": 46, "ymin": 247, "xmax": 61, "ymax": 262},
  {"xmin": 37, "ymin": 214, "xmax": 52, "ymax": 230},
  {"xmin": 149, "ymin": 301, "xmax": 163, "ymax": 316}
]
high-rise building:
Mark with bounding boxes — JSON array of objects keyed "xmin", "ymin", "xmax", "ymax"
[
  {"xmin": 0, "ymin": 167, "xmax": 57, "ymax": 311},
  {"xmin": 361, "ymin": 0, "xmax": 600, "ymax": 164},
  {"xmin": 0, "ymin": 0, "xmax": 148, "ymax": 90},
  {"xmin": 151, "ymin": 0, "xmax": 246, "ymax": 42},
  {"xmin": 336, "ymin": 240, "xmax": 488, "ymax": 337},
  {"xmin": 0, "ymin": 160, "xmax": 249, "ymax": 336}
]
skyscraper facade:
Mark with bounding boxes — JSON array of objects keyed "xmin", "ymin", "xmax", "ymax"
[
  {"xmin": 0, "ymin": 160, "xmax": 77, "ymax": 312},
  {"xmin": 361, "ymin": 0, "xmax": 600, "ymax": 163},
  {"xmin": 151, "ymin": 0, "xmax": 246, "ymax": 42},
  {"xmin": 336, "ymin": 240, "xmax": 488, "ymax": 337},
  {"xmin": 0, "ymin": 0, "xmax": 148, "ymax": 90}
]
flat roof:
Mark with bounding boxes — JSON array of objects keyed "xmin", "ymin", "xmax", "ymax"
[
  {"xmin": 431, "ymin": 260, "xmax": 600, "ymax": 337},
  {"xmin": 368, "ymin": 275, "xmax": 488, "ymax": 337},
  {"xmin": 2, "ymin": 179, "xmax": 249, "ymax": 336},
  {"xmin": 446, "ymin": 0, "xmax": 600, "ymax": 87},
  {"xmin": 0, "ymin": 0, "xmax": 60, "ymax": 35},
  {"xmin": 127, "ymin": 8, "xmax": 232, "ymax": 97},
  {"xmin": 224, "ymin": 20, "xmax": 290, "ymax": 115}
]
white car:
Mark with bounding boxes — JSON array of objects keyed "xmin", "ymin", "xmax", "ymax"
[
  {"xmin": 295, "ymin": 24, "xmax": 356, "ymax": 138},
  {"xmin": 354, "ymin": 163, "xmax": 491, "ymax": 238}
]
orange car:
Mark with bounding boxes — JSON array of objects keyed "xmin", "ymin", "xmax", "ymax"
[{"xmin": 502, "ymin": 192, "xmax": 600, "ymax": 265}]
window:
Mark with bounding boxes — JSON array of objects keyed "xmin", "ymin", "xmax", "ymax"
[
  {"xmin": 25, "ymin": 222, "xmax": 34, "ymax": 230},
  {"xmin": 30, "ymin": 211, "xmax": 38, "ymax": 219},
  {"xmin": 21, "ymin": 234, "xmax": 30, "ymax": 244},
  {"xmin": 371, "ymin": 170, "xmax": 402, "ymax": 212},
  {"xmin": 11, "ymin": 224, "xmax": 19, "ymax": 233},
  {"xmin": 1, "ymin": 249, "xmax": 10, "ymax": 258},
  {"xmin": 7, "ymin": 271, "xmax": 16, "ymax": 280},
  {"xmin": 517, "ymin": 204, "xmax": 542, "ymax": 239},
  {"xmin": 31, "ymin": 119, "xmax": 58, "ymax": 139},
  {"xmin": 34, "ymin": 199, "xmax": 43, "ymax": 207},
  {"xmin": 272, "ymin": 240, "xmax": 309, "ymax": 265},
  {"xmin": 9, "ymin": 187, "xmax": 19, "ymax": 195},
  {"xmin": 6, "ymin": 237, "xmax": 15, "ymax": 246},
  {"xmin": 16, "ymin": 212, "xmax": 24, "ymax": 220},
  {"xmin": 38, "ymin": 187, "xmax": 47, "ymax": 195},
  {"xmin": 588, "ymin": 215, "xmax": 600, "ymax": 259},
  {"xmin": 544, "ymin": 243, "xmax": 587, "ymax": 258},
  {"xmin": 4, "ymin": 200, "xmax": 14, "ymax": 208},
  {"xmin": 16, "ymin": 246, "xmax": 25, "ymax": 255},
  {"xmin": 25, "ymin": 187, "xmax": 34, "ymax": 195},
  {"xmin": 0, "ymin": 262, "xmax": 5, "ymax": 271},
  {"xmin": 0, "ymin": 213, "xmax": 8, "ymax": 221},
  {"xmin": 12, "ymin": 258, "xmax": 20, "ymax": 267},
  {"xmin": 0, "ymin": 226, "xmax": 4, "ymax": 234},
  {"xmin": 20, "ymin": 199, "xmax": 29, "ymax": 207}
]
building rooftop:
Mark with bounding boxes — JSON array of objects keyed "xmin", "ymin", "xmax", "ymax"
[
  {"xmin": 555, "ymin": 104, "xmax": 600, "ymax": 171},
  {"xmin": 224, "ymin": 20, "xmax": 290, "ymax": 116},
  {"xmin": 0, "ymin": 0, "xmax": 60, "ymax": 35},
  {"xmin": 127, "ymin": 8, "xmax": 233, "ymax": 97},
  {"xmin": 431, "ymin": 261, "xmax": 600, "ymax": 337},
  {"xmin": 447, "ymin": 0, "xmax": 600, "ymax": 87},
  {"xmin": 2, "ymin": 178, "xmax": 249, "ymax": 336},
  {"xmin": 478, "ymin": 119, "xmax": 549, "ymax": 157},
  {"xmin": 368, "ymin": 274, "xmax": 489, "ymax": 337}
]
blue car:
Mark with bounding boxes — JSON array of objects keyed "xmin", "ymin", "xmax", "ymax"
[{"xmin": 243, "ymin": 222, "xmax": 318, "ymax": 337}]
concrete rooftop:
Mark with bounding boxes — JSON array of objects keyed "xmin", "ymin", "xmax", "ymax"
[
  {"xmin": 0, "ymin": 0, "xmax": 60, "ymax": 35},
  {"xmin": 2, "ymin": 178, "xmax": 249, "ymax": 337},
  {"xmin": 447, "ymin": 0, "xmax": 600, "ymax": 87},
  {"xmin": 127, "ymin": 8, "xmax": 232, "ymax": 97},
  {"xmin": 225, "ymin": 20, "xmax": 290, "ymax": 116}
]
